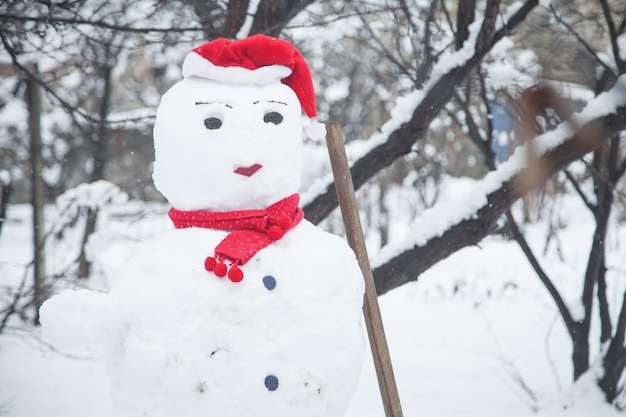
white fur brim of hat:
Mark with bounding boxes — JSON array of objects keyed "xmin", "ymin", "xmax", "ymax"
[{"xmin": 182, "ymin": 52, "xmax": 292, "ymax": 85}]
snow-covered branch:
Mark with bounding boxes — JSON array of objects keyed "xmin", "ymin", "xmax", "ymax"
[{"xmin": 372, "ymin": 75, "xmax": 626, "ymax": 295}]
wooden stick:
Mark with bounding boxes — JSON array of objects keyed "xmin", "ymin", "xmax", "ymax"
[{"xmin": 324, "ymin": 122, "xmax": 404, "ymax": 417}]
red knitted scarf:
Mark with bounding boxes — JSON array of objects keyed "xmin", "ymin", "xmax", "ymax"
[{"xmin": 168, "ymin": 194, "xmax": 304, "ymax": 282}]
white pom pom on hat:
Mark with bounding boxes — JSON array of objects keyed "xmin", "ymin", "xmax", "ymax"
[{"xmin": 182, "ymin": 34, "xmax": 326, "ymax": 140}]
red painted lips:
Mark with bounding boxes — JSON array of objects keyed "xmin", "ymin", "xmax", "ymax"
[{"xmin": 234, "ymin": 163, "xmax": 263, "ymax": 177}]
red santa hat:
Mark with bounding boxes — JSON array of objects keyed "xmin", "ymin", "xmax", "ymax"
[{"xmin": 182, "ymin": 34, "xmax": 325, "ymax": 140}]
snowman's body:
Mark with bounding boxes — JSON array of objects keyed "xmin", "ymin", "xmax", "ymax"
[
  {"xmin": 105, "ymin": 221, "xmax": 363, "ymax": 417},
  {"xmin": 41, "ymin": 36, "xmax": 365, "ymax": 417}
]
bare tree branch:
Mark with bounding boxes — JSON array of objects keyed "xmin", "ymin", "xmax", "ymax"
[
  {"xmin": 599, "ymin": 0, "xmax": 625, "ymax": 75},
  {"xmin": 248, "ymin": 0, "xmax": 317, "ymax": 37},
  {"xmin": 453, "ymin": 89, "xmax": 495, "ymax": 169},
  {"xmin": 615, "ymin": 155, "xmax": 626, "ymax": 181},
  {"xmin": 0, "ymin": 265, "xmax": 29, "ymax": 333},
  {"xmin": 475, "ymin": 0, "xmax": 500, "ymax": 53},
  {"xmin": 478, "ymin": 69, "xmax": 495, "ymax": 159},
  {"xmin": 357, "ymin": 9, "xmax": 417, "ymax": 84},
  {"xmin": 415, "ymin": 0, "xmax": 439, "ymax": 87},
  {"xmin": 597, "ymin": 264, "xmax": 612, "ymax": 343},
  {"xmin": 0, "ymin": 30, "xmax": 95, "ymax": 131},
  {"xmin": 505, "ymin": 211, "xmax": 576, "ymax": 336},
  {"xmin": 0, "ymin": 12, "xmax": 205, "ymax": 34},
  {"xmin": 455, "ymin": 0, "xmax": 476, "ymax": 49},
  {"xmin": 562, "ymin": 168, "xmax": 595, "ymax": 211},
  {"xmin": 548, "ymin": 4, "xmax": 618, "ymax": 80}
]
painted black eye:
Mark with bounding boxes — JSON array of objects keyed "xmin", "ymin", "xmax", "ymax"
[
  {"xmin": 204, "ymin": 117, "xmax": 222, "ymax": 130},
  {"xmin": 263, "ymin": 112, "xmax": 283, "ymax": 125}
]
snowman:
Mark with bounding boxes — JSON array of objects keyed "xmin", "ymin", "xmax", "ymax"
[{"xmin": 41, "ymin": 34, "xmax": 365, "ymax": 417}]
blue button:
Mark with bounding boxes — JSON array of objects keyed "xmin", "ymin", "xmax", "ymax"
[
  {"xmin": 265, "ymin": 375, "xmax": 279, "ymax": 391},
  {"xmin": 263, "ymin": 275, "xmax": 277, "ymax": 291}
]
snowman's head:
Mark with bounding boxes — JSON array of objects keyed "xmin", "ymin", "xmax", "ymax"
[
  {"xmin": 152, "ymin": 35, "xmax": 324, "ymax": 211},
  {"xmin": 153, "ymin": 78, "xmax": 303, "ymax": 211}
]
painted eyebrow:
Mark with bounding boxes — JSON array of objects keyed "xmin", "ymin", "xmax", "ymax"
[
  {"xmin": 253, "ymin": 100, "xmax": 287, "ymax": 106},
  {"xmin": 195, "ymin": 101, "xmax": 233, "ymax": 108}
]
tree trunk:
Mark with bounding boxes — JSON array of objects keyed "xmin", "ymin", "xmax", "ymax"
[
  {"xmin": 90, "ymin": 63, "xmax": 112, "ymax": 182},
  {"xmin": 248, "ymin": 0, "xmax": 316, "ymax": 37},
  {"xmin": 222, "ymin": 0, "xmax": 250, "ymax": 38},
  {"xmin": 589, "ymin": 139, "xmax": 624, "ymax": 400},
  {"xmin": 26, "ymin": 72, "xmax": 47, "ymax": 325},
  {"xmin": 455, "ymin": 0, "xmax": 476, "ymax": 50},
  {"xmin": 571, "ymin": 322, "xmax": 591, "ymax": 380},
  {"xmin": 0, "ymin": 177, "xmax": 11, "ymax": 238},
  {"xmin": 77, "ymin": 62, "xmax": 112, "ymax": 279},
  {"xmin": 599, "ymin": 291, "xmax": 626, "ymax": 403},
  {"xmin": 77, "ymin": 207, "xmax": 98, "ymax": 279}
]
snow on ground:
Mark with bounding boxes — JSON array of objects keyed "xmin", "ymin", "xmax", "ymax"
[{"xmin": 1, "ymin": 192, "xmax": 624, "ymax": 416}]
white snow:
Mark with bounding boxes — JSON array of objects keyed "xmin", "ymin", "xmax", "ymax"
[
  {"xmin": 107, "ymin": 107, "xmax": 157, "ymax": 129},
  {"xmin": 39, "ymin": 289, "xmax": 127, "ymax": 347},
  {"xmin": 545, "ymin": 81, "xmax": 595, "ymax": 104},
  {"xmin": 2, "ymin": 189, "xmax": 625, "ymax": 416},
  {"xmin": 235, "ymin": 0, "xmax": 261, "ymax": 39},
  {"xmin": 0, "ymin": 170, "xmax": 10, "ymax": 185},
  {"xmin": 324, "ymin": 77, "xmax": 351, "ymax": 102},
  {"xmin": 55, "ymin": 180, "xmax": 128, "ymax": 214},
  {"xmin": 619, "ymin": 34, "xmax": 626, "ymax": 61},
  {"xmin": 539, "ymin": 0, "xmax": 553, "ymax": 8}
]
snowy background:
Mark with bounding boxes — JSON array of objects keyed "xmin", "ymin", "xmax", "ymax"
[
  {"xmin": 1, "ymin": 182, "xmax": 624, "ymax": 416},
  {"xmin": 1, "ymin": 1, "xmax": 625, "ymax": 415}
]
